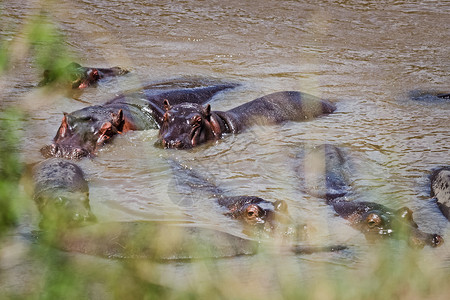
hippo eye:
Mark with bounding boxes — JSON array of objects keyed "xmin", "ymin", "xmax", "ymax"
[
  {"xmin": 246, "ymin": 205, "xmax": 262, "ymax": 219},
  {"xmin": 366, "ymin": 213, "xmax": 382, "ymax": 228}
]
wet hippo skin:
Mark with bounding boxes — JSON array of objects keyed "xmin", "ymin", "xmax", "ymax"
[
  {"xmin": 41, "ymin": 80, "xmax": 238, "ymax": 159},
  {"xmin": 32, "ymin": 158, "xmax": 96, "ymax": 228},
  {"xmin": 296, "ymin": 144, "xmax": 443, "ymax": 248},
  {"xmin": 430, "ymin": 167, "xmax": 450, "ymax": 221},
  {"xmin": 158, "ymin": 91, "xmax": 336, "ymax": 149},
  {"xmin": 38, "ymin": 62, "xmax": 129, "ymax": 89}
]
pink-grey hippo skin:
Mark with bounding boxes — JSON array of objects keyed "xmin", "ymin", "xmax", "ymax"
[
  {"xmin": 40, "ymin": 80, "xmax": 238, "ymax": 159},
  {"xmin": 38, "ymin": 62, "xmax": 129, "ymax": 89},
  {"xmin": 296, "ymin": 144, "xmax": 443, "ymax": 248},
  {"xmin": 157, "ymin": 91, "xmax": 336, "ymax": 149},
  {"xmin": 169, "ymin": 161, "xmax": 294, "ymax": 236},
  {"xmin": 430, "ymin": 167, "xmax": 450, "ymax": 221},
  {"xmin": 32, "ymin": 158, "xmax": 96, "ymax": 229}
]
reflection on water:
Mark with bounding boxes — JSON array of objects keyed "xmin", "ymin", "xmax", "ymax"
[{"xmin": 1, "ymin": 0, "xmax": 449, "ymax": 285}]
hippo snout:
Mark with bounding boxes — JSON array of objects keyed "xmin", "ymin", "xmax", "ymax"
[
  {"xmin": 71, "ymin": 211, "xmax": 97, "ymax": 225},
  {"xmin": 159, "ymin": 138, "xmax": 191, "ymax": 149},
  {"xmin": 408, "ymin": 231, "xmax": 444, "ymax": 249},
  {"xmin": 40, "ymin": 143, "xmax": 90, "ymax": 159}
]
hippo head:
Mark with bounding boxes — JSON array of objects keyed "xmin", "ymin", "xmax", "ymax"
[
  {"xmin": 39, "ymin": 62, "xmax": 100, "ymax": 89},
  {"xmin": 63, "ymin": 62, "xmax": 101, "ymax": 89},
  {"xmin": 34, "ymin": 189, "xmax": 97, "ymax": 229},
  {"xmin": 40, "ymin": 108, "xmax": 126, "ymax": 159},
  {"xmin": 74, "ymin": 68, "xmax": 100, "ymax": 89},
  {"xmin": 158, "ymin": 100, "xmax": 220, "ymax": 149},
  {"xmin": 224, "ymin": 197, "xmax": 293, "ymax": 235},
  {"xmin": 336, "ymin": 202, "xmax": 444, "ymax": 248}
]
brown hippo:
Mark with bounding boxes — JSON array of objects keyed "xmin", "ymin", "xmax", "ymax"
[
  {"xmin": 169, "ymin": 160, "xmax": 294, "ymax": 236},
  {"xmin": 158, "ymin": 91, "xmax": 336, "ymax": 149},
  {"xmin": 430, "ymin": 166, "xmax": 450, "ymax": 221},
  {"xmin": 41, "ymin": 80, "xmax": 238, "ymax": 159},
  {"xmin": 296, "ymin": 144, "xmax": 443, "ymax": 248},
  {"xmin": 32, "ymin": 158, "xmax": 96, "ymax": 229},
  {"xmin": 38, "ymin": 62, "xmax": 129, "ymax": 89}
]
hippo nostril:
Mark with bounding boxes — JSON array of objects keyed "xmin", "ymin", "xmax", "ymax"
[
  {"xmin": 161, "ymin": 139, "xmax": 178, "ymax": 149},
  {"xmin": 432, "ymin": 234, "xmax": 444, "ymax": 247},
  {"xmin": 50, "ymin": 144, "xmax": 59, "ymax": 155}
]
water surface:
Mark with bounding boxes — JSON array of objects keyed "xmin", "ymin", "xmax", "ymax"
[{"xmin": 1, "ymin": 0, "xmax": 449, "ymax": 291}]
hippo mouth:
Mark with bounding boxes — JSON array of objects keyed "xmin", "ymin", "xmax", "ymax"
[{"xmin": 40, "ymin": 144, "xmax": 91, "ymax": 160}]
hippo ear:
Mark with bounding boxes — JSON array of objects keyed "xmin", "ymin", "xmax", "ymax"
[
  {"xmin": 203, "ymin": 104, "xmax": 211, "ymax": 117},
  {"xmin": 56, "ymin": 113, "xmax": 71, "ymax": 138},
  {"xmin": 96, "ymin": 122, "xmax": 118, "ymax": 145},
  {"xmin": 111, "ymin": 109, "xmax": 124, "ymax": 129},
  {"xmin": 274, "ymin": 200, "xmax": 288, "ymax": 213},
  {"xmin": 163, "ymin": 99, "xmax": 171, "ymax": 111},
  {"xmin": 396, "ymin": 207, "xmax": 418, "ymax": 228},
  {"xmin": 366, "ymin": 213, "xmax": 382, "ymax": 228}
]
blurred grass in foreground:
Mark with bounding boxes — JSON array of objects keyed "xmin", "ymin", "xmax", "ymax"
[
  {"xmin": 0, "ymin": 7, "xmax": 449, "ymax": 300},
  {"xmin": 0, "ymin": 109, "xmax": 24, "ymax": 236}
]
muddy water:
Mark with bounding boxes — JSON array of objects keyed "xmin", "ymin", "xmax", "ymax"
[{"xmin": 1, "ymin": 0, "xmax": 449, "ymax": 284}]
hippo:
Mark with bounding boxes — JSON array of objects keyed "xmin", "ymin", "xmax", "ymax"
[
  {"xmin": 219, "ymin": 196, "xmax": 292, "ymax": 233},
  {"xmin": 32, "ymin": 158, "xmax": 96, "ymax": 229},
  {"xmin": 430, "ymin": 166, "xmax": 450, "ymax": 220},
  {"xmin": 296, "ymin": 144, "xmax": 443, "ymax": 248},
  {"xmin": 31, "ymin": 160, "xmax": 343, "ymax": 259},
  {"xmin": 158, "ymin": 91, "xmax": 336, "ymax": 149},
  {"xmin": 409, "ymin": 90, "xmax": 450, "ymax": 101},
  {"xmin": 38, "ymin": 62, "xmax": 129, "ymax": 89},
  {"xmin": 41, "ymin": 80, "xmax": 238, "ymax": 159},
  {"xmin": 169, "ymin": 160, "xmax": 294, "ymax": 236}
]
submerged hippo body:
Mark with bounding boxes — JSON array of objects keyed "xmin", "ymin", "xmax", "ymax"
[
  {"xmin": 38, "ymin": 62, "xmax": 129, "ymax": 89},
  {"xmin": 159, "ymin": 91, "xmax": 336, "ymax": 149},
  {"xmin": 430, "ymin": 167, "xmax": 450, "ymax": 220},
  {"xmin": 41, "ymin": 81, "xmax": 238, "ymax": 159},
  {"xmin": 42, "ymin": 221, "xmax": 344, "ymax": 260},
  {"xmin": 32, "ymin": 158, "xmax": 96, "ymax": 228},
  {"xmin": 48, "ymin": 221, "xmax": 257, "ymax": 260},
  {"xmin": 297, "ymin": 144, "xmax": 443, "ymax": 248}
]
